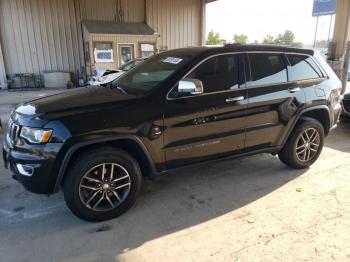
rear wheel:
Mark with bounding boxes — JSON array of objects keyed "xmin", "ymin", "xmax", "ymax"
[
  {"xmin": 63, "ymin": 147, "xmax": 142, "ymax": 222},
  {"xmin": 278, "ymin": 120, "xmax": 324, "ymax": 169}
]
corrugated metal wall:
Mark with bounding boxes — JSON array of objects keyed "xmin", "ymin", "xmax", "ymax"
[
  {"xmin": 121, "ymin": 0, "xmax": 145, "ymax": 22},
  {"xmin": 0, "ymin": 0, "xmax": 204, "ymax": 85},
  {"xmin": 0, "ymin": 0, "xmax": 84, "ymax": 77},
  {"xmin": 79, "ymin": 0, "xmax": 145, "ymax": 22},
  {"xmin": 0, "ymin": 0, "xmax": 146, "ymax": 78},
  {"xmin": 146, "ymin": 0, "xmax": 202, "ymax": 49},
  {"xmin": 79, "ymin": 0, "xmax": 117, "ymax": 21}
]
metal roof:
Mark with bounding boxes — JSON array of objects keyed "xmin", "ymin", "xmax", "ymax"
[{"xmin": 83, "ymin": 20, "xmax": 156, "ymax": 35}]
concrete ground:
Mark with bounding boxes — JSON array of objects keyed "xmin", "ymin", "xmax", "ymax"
[{"xmin": 0, "ymin": 89, "xmax": 350, "ymax": 261}]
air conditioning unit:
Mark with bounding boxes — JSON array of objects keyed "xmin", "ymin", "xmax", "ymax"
[{"xmin": 42, "ymin": 71, "xmax": 71, "ymax": 88}]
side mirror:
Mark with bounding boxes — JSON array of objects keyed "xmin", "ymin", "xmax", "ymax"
[{"xmin": 178, "ymin": 79, "xmax": 204, "ymax": 95}]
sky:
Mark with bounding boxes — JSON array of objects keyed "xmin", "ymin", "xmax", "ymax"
[{"xmin": 206, "ymin": 0, "xmax": 335, "ymax": 46}]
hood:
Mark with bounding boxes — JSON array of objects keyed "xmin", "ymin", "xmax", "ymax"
[{"xmin": 15, "ymin": 86, "xmax": 137, "ymax": 117}]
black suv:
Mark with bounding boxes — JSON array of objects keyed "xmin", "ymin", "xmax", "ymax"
[{"xmin": 2, "ymin": 45, "xmax": 342, "ymax": 221}]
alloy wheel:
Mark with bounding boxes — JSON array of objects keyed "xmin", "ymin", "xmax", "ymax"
[
  {"xmin": 295, "ymin": 128, "xmax": 321, "ymax": 162},
  {"xmin": 79, "ymin": 163, "xmax": 131, "ymax": 212}
]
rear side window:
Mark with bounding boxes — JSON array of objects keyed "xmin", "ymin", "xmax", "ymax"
[
  {"xmin": 248, "ymin": 53, "xmax": 287, "ymax": 86},
  {"xmin": 287, "ymin": 54, "xmax": 323, "ymax": 81}
]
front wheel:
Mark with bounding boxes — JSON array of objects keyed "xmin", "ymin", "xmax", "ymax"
[
  {"xmin": 63, "ymin": 147, "xmax": 142, "ymax": 222},
  {"xmin": 278, "ymin": 120, "xmax": 324, "ymax": 169}
]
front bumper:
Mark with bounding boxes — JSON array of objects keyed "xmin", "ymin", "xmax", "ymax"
[{"xmin": 2, "ymin": 136, "xmax": 63, "ymax": 194}]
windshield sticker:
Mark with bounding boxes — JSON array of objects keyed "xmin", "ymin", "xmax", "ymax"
[{"xmin": 163, "ymin": 57, "xmax": 183, "ymax": 64}]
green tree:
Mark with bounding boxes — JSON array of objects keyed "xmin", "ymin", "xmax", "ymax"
[
  {"xmin": 262, "ymin": 31, "xmax": 303, "ymax": 47},
  {"xmin": 206, "ymin": 30, "xmax": 221, "ymax": 45},
  {"xmin": 292, "ymin": 42, "xmax": 304, "ymax": 48},
  {"xmin": 274, "ymin": 30, "xmax": 295, "ymax": 45},
  {"xmin": 262, "ymin": 35, "xmax": 275, "ymax": 44},
  {"xmin": 233, "ymin": 34, "xmax": 248, "ymax": 44}
]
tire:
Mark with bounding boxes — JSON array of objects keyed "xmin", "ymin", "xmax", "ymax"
[
  {"xmin": 278, "ymin": 119, "xmax": 324, "ymax": 169},
  {"xmin": 63, "ymin": 147, "xmax": 142, "ymax": 222}
]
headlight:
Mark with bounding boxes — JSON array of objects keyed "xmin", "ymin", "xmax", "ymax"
[
  {"xmin": 98, "ymin": 76, "xmax": 107, "ymax": 82},
  {"xmin": 20, "ymin": 127, "xmax": 53, "ymax": 144}
]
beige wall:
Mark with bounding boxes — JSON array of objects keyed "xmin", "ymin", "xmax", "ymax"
[
  {"xmin": 0, "ymin": 0, "xmax": 208, "ymax": 86},
  {"xmin": 0, "ymin": 0, "xmax": 84, "ymax": 77}
]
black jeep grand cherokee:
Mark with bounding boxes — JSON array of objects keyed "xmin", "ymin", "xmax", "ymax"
[{"xmin": 3, "ymin": 45, "xmax": 342, "ymax": 221}]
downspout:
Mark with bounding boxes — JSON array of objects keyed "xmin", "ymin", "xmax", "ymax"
[
  {"xmin": 144, "ymin": 0, "xmax": 147, "ymax": 24},
  {"xmin": 116, "ymin": 0, "xmax": 123, "ymax": 23},
  {"xmin": 114, "ymin": 0, "xmax": 118, "ymax": 22},
  {"xmin": 74, "ymin": 0, "xmax": 88, "ymax": 82},
  {"xmin": 0, "ymin": 23, "xmax": 7, "ymax": 89}
]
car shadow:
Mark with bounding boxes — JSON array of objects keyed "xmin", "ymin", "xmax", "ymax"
[{"xmin": 1, "ymin": 152, "xmax": 308, "ymax": 261}]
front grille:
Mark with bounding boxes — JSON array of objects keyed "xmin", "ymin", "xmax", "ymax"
[{"xmin": 7, "ymin": 118, "xmax": 21, "ymax": 146}]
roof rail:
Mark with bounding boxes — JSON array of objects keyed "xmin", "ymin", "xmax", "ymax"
[{"xmin": 224, "ymin": 43, "xmax": 242, "ymax": 47}]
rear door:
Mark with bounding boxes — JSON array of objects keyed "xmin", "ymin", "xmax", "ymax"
[
  {"xmin": 286, "ymin": 53, "xmax": 326, "ymax": 100},
  {"xmin": 163, "ymin": 53, "xmax": 248, "ymax": 168},
  {"xmin": 245, "ymin": 52, "xmax": 306, "ymax": 149}
]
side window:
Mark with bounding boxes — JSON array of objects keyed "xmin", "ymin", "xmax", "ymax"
[
  {"xmin": 248, "ymin": 53, "xmax": 287, "ymax": 86},
  {"xmin": 187, "ymin": 54, "xmax": 240, "ymax": 93},
  {"xmin": 287, "ymin": 54, "xmax": 323, "ymax": 81}
]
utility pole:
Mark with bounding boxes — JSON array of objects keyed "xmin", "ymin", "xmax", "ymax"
[{"xmin": 313, "ymin": 16, "xmax": 319, "ymax": 48}]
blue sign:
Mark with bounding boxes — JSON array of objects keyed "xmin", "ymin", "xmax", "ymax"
[{"xmin": 312, "ymin": 0, "xmax": 336, "ymax": 17}]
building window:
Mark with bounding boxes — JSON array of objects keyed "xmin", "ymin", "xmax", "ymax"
[
  {"xmin": 118, "ymin": 44, "xmax": 135, "ymax": 66},
  {"xmin": 93, "ymin": 42, "xmax": 114, "ymax": 63},
  {"xmin": 139, "ymin": 42, "xmax": 156, "ymax": 58}
]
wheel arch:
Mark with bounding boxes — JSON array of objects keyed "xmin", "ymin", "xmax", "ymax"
[
  {"xmin": 298, "ymin": 106, "xmax": 331, "ymax": 136},
  {"xmin": 279, "ymin": 105, "xmax": 330, "ymax": 149},
  {"xmin": 53, "ymin": 135, "xmax": 156, "ymax": 193}
]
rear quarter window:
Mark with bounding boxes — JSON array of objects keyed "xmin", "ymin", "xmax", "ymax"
[{"xmin": 287, "ymin": 54, "xmax": 323, "ymax": 81}]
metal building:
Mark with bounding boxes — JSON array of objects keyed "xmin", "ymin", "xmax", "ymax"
[{"xmin": 0, "ymin": 0, "xmax": 215, "ymax": 89}]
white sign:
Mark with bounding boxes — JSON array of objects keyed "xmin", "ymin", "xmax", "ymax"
[{"xmin": 163, "ymin": 57, "xmax": 183, "ymax": 64}]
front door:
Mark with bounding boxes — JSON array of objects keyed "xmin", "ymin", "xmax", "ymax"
[{"xmin": 163, "ymin": 54, "xmax": 248, "ymax": 168}]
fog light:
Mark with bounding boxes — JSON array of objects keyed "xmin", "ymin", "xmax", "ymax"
[{"xmin": 16, "ymin": 164, "xmax": 34, "ymax": 177}]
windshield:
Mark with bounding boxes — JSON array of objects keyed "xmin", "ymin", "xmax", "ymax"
[{"xmin": 111, "ymin": 53, "xmax": 190, "ymax": 94}]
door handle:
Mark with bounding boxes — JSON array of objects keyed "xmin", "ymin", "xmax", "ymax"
[
  {"xmin": 226, "ymin": 96, "xmax": 244, "ymax": 103},
  {"xmin": 288, "ymin": 87, "xmax": 301, "ymax": 93}
]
